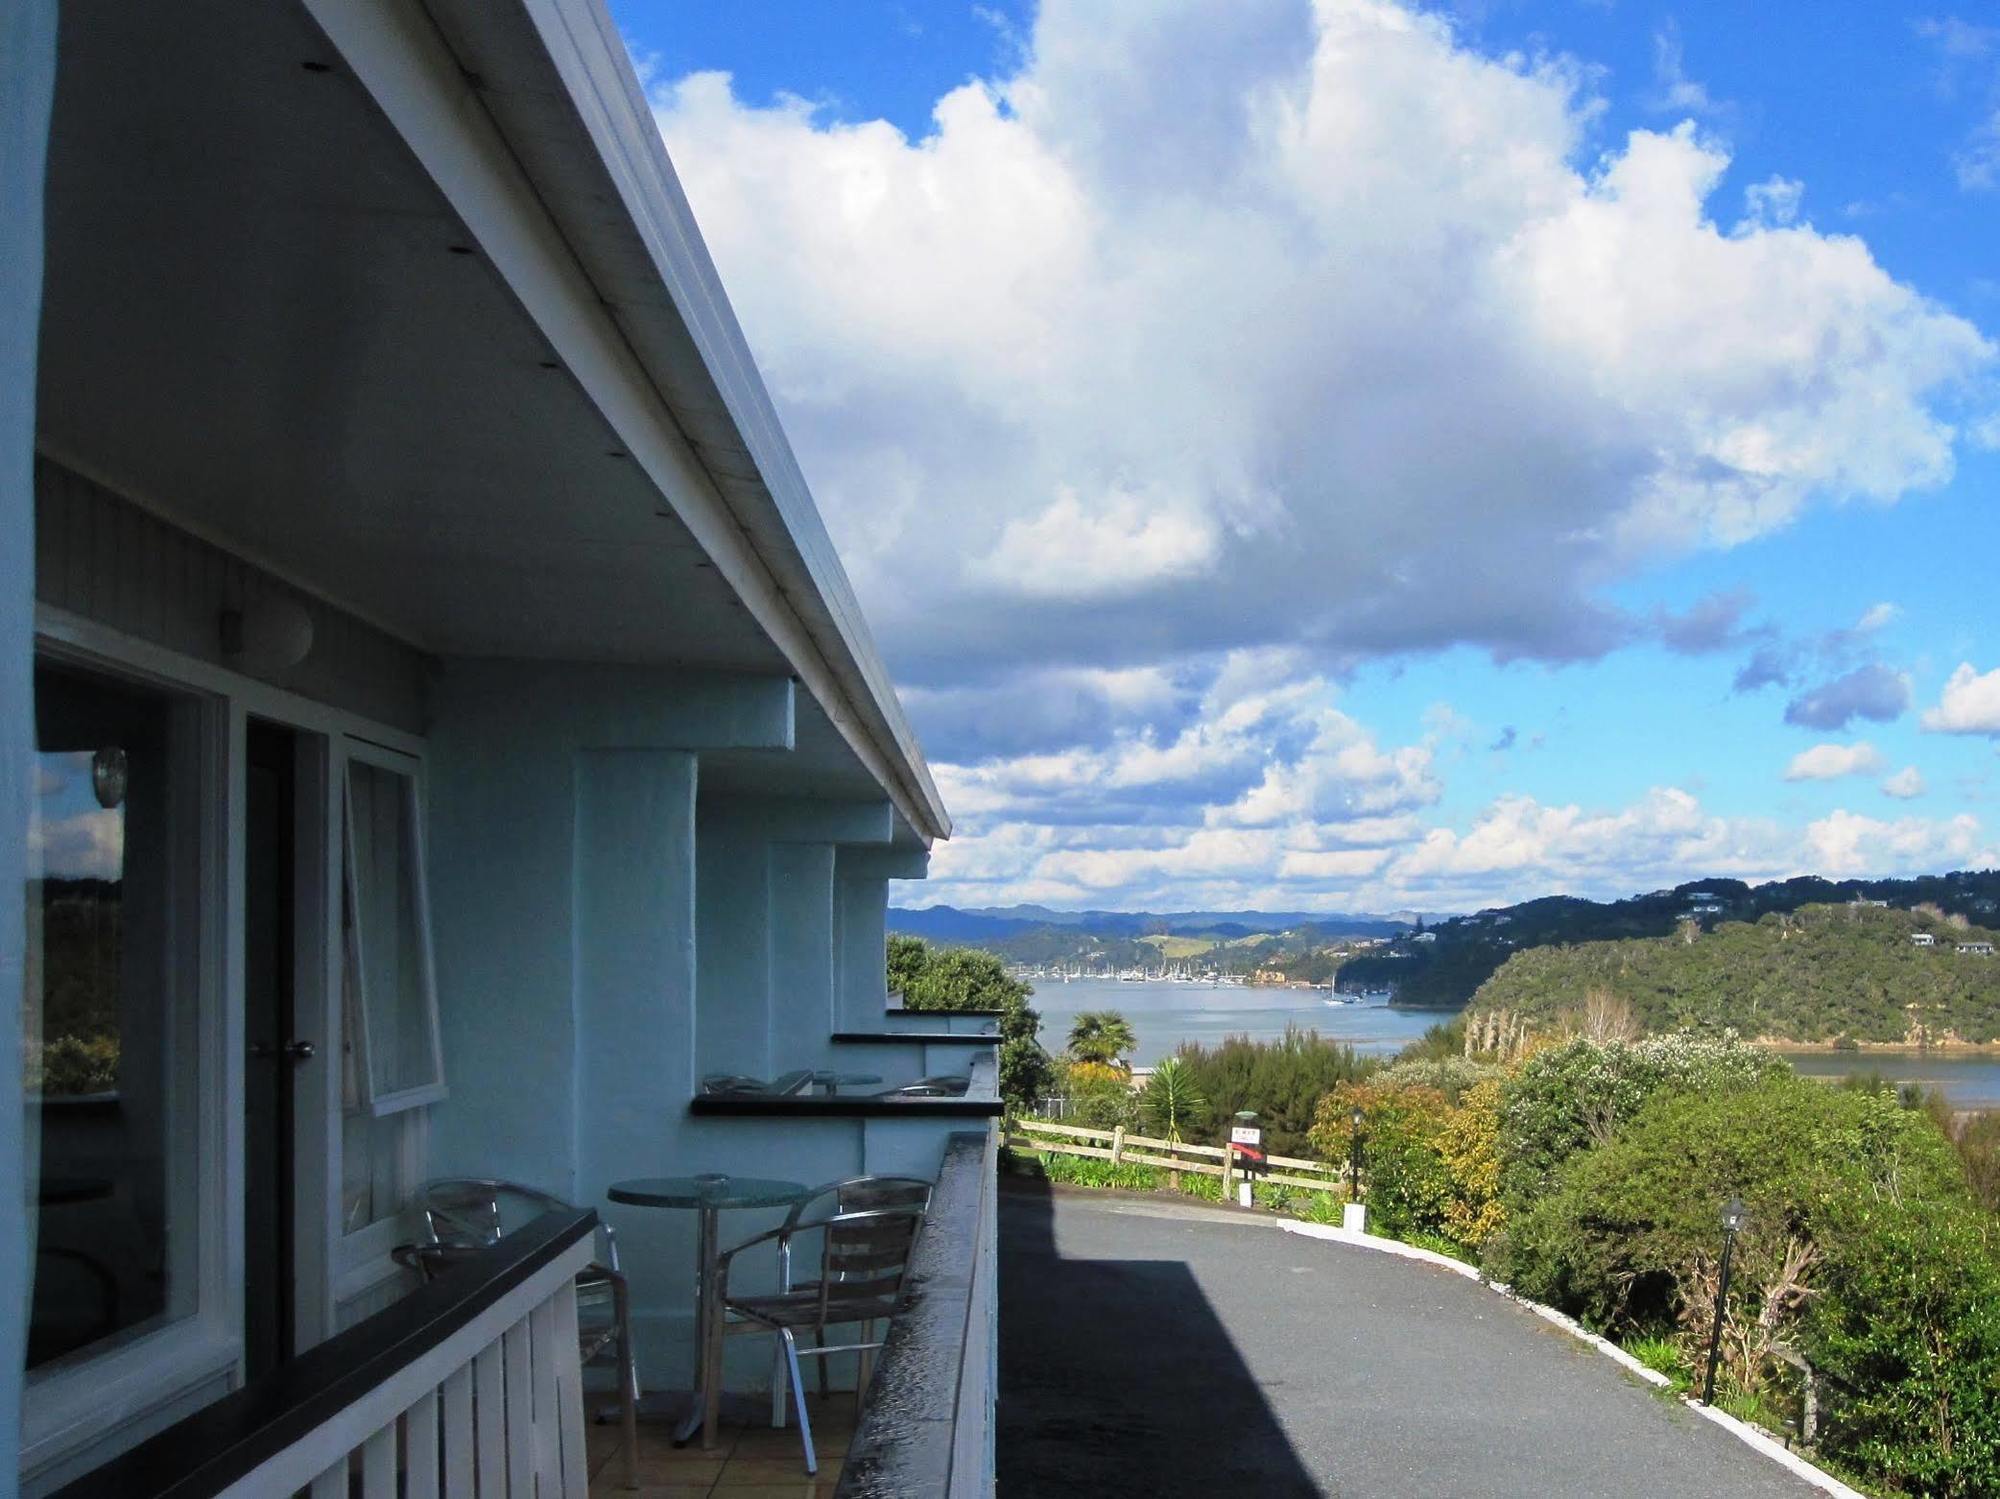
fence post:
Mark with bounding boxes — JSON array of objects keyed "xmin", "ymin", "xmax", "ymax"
[
  {"xmin": 1110, "ymin": 1126, "xmax": 1125, "ymax": 1165},
  {"xmin": 1220, "ymin": 1146, "xmax": 1234, "ymax": 1202}
]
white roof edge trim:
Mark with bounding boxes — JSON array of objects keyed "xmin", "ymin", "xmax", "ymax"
[{"xmin": 483, "ymin": 0, "xmax": 948, "ymax": 841}]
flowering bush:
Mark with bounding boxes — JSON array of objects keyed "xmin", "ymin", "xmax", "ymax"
[
  {"xmin": 1309, "ymin": 1079, "xmax": 1505, "ymax": 1254},
  {"xmin": 1497, "ymin": 1031, "xmax": 1788, "ymax": 1205}
]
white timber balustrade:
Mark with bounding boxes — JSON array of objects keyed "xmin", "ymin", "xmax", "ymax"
[{"xmin": 51, "ymin": 1211, "xmax": 599, "ymax": 1499}]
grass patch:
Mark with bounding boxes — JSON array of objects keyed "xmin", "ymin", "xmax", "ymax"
[{"xmin": 1623, "ymin": 1334, "xmax": 1692, "ymax": 1392}]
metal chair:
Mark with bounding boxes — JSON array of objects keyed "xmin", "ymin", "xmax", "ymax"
[
  {"xmin": 708, "ymin": 1176, "xmax": 933, "ymax": 1473},
  {"xmin": 871, "ymin": 1074, "xmax": 971, "ymax": 1098},
  {"xmin": 396, "ymin": 1179, "xmax": 641, "ymax": 1490},
  {"xmin": 700, "ymin": 1069, "xmax": 816, "ymax": 1097}
]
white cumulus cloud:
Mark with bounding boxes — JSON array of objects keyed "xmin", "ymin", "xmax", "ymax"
[
  {"xmin": 28, "ymin": 809, "xmax": 124, "ymax": 880},
  {"xmin": 652, "ymin": 0, "xmax": 1992, "ymax": 693},
  {"xmin": 1881, "ymin": 766, "xmax": 1927, "ymax": 799},
  {"xmin": 1783, "ymin": 741, "xmax": 1884, "ymax": 781},
  {"xmin": 1922, "ymin": 662, "xmax": 2000, "ymax": 734}
]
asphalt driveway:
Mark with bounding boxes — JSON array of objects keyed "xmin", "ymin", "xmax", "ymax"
[{"xmin": 998, "ymin": 1183, "xmax": 1828, "ymax": 1498}]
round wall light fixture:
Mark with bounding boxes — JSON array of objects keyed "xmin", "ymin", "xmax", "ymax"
[{"xmin": 221, "ymin": 595, "xmax": 315, "ymax": 676}]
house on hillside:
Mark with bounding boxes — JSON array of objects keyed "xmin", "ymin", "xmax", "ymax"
[
  {"xmin": 1412, "ymin": 931, "xmax": 1437, "ymax": 944},
  {"xmin": 1912, "ymin": 932, "xmax": 1938, "ymax": 948},
  {"xmin": 1957, "ymin": 942, "xmax": 1996, "ymax": 957},
  {"xmin": 2, "ymin": 5, "xmax": 993, "ymax": 1495}
]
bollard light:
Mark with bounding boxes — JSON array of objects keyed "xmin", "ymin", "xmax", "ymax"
[
  {"xmin": 1702, "ymin": 1195, "xmax": 1748, "ymax": 1406},
  {"xmin": 1348, "ymin": 1106, "xmax": 1365, "ymax": 1204}
]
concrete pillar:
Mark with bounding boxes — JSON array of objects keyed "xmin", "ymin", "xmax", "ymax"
[
  {"xmin": 425, "ymin": 661, "xmax": 791, "ymax": 1191},
  {"xmin": 1, "ymin": 1, "xmax": 57, "ymax": 1474},
  {"xmin": 695, "ymin": 797, "xmax": 896, "ymax": 1078},
  {"xmin": 836, "ymin": 847, "xmax": 930, "ymax": 1029},
  {"xmin": 694, "ymin": 809, "xmax": 774, "ymax": 1079},
  {"xmin": 770, "ymin": 844, "xmax": 837, "ymax": 1037},
  {"xmin": 575, "ymin": 750, "xmax": 698, "ymax": 1283},
  {"xmin": 835, "ymin": 861, "xmax": 890, "ymax": 1030}
]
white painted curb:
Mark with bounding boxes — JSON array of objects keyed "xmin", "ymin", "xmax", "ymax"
[{"xmin": 1277, "ymin": 1220, "xmax": 1868, "ymax": 1499}]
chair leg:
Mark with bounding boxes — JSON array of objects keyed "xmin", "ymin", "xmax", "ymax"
[
  {"xmin": 813, "ymin": 1328, "xmax": 829, "ymax": 1399},
  {"xmin": 613, "ymin": 1279, "xmax": 640, "ymax": 1491},
  {"xmin": 771, "ymin": 1339, "xmax": 787, "ymax": 1429},
  {"xmin": 855, "ymin": 1320, "xmax": 875, "ymax": 1417},
  {"xmin": 780, "ymin": 1328, "xmax": 817, "ymax": 1477}
]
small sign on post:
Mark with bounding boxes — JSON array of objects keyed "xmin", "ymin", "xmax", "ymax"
[{"xmin": 1228, "ymin": 1114, "xmax": 1263, "ymax": 1207}]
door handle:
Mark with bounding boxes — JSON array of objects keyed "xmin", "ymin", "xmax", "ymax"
[{"xmin": 251, "ymin": 1040, "xmax": 317, "ymax": 1063}]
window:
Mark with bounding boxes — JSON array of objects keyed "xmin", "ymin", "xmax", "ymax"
[
  {"xmin": 24, "ymin": 661, "xmax": 203, "ymax": 1371},
  {"xmin": 341, "ymin": 749, "xmax": 443, "ymax": 1114}
]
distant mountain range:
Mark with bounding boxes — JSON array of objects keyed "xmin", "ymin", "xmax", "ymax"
[
  {"xmin": 887, "ymin": 904, "xmax": 1418, "ymax": 942},
  {"xmin": 890, "ymin": 871, "xmax": 2000, "ymax": 1010}
]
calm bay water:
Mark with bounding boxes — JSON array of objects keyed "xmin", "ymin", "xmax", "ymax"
[
  {"xmin": 1787, "ymin": 1052, "xmax": 2000, "ymax": 1110},
  {"xmin": 1024, "ymin": 976, "xmax": 1442, "ymax": 1069},
  {"xmin": 1024, "ymin": 977, "xmax": 2000, "ymax": 1108}
]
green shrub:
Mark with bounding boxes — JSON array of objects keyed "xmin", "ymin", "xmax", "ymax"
[
  {"xmin": 1497, "ymin": 1032, "xmax": 1788, "ymax": 1207},
  {"xmin": 892, "ymin": 937, "xmax": 1054, "ymax": 1109},
  {"xmin": 32, "ymin": 1033, "xmax": 119, "ymax": 1096},
  {"xmin": 1806, "ymin": 1197, "xmax": 2000, "ymax": 1496},
  {"xmin": 1955, "ymin": 1110, "xmax": 2000, "ymax": 1213},
  {"xmin": 1375, "ymin": 1056, "xmax": 1507, "ymax": 1098},
  {"xmin": 1033, "ymin": 1151, "xmax": 1161, "ymax": 1192},
  {"xmin": 1309, "ymin": 1079, "xmax": 1504, "ymax": 1256},
  {"xmin": 1492, "ymin": 1069, "xmax": 2000, "ymax": 1493},
  {"xmin": 1173, "ymin": 1027, "xmax": 1375, "ymax": 1157},
  {"xmin": 1299, "ymin": 1192, "xmax": 1343, "ymax": 1226}
]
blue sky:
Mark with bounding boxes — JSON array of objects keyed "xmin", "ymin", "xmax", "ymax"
[{"xmin": 616, "ymin": 1, "xmax": 2000, "ymax": 912}]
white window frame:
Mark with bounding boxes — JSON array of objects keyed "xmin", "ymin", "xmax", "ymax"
[
  {"xmin": 24, "ymin": 606, "xmax": 439, "ymax": 1490},
  {"xmin": 20, "ymin": 632, "xmax": 234, "ymax": 1488},
  {"xmin": 338, "ymin": 737, "xmax": 446, "ymax": 1116}
]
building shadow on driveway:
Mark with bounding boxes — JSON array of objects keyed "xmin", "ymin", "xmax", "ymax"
[{"xmin": 998, "ymin": 1180, "xmax": 1320, "ymax": 1497}]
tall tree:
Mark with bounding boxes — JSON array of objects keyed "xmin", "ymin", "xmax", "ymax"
[
  {"xmin": 1066, "ymin": 1010, "xmax": 1137, "ymax": 1069},
  {"xmin": 889, "ymin": 936, "xmax": 1051, "ymax": 1110}
]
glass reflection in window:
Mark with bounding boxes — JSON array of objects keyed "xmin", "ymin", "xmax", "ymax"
[{"xmin": 25, "ymin": 661, "xmax": 201, "ymax": 1370}]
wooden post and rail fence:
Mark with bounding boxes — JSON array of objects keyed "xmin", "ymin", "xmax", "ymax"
[{"xmin": 1005, "ymin": 1118, "xmax": 1362, "ymax": 1200}]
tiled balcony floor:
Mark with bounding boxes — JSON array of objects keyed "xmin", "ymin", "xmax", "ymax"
[{"xmin": 586, "ymin": 1396, "xmax": 855, "ymax": 1498}]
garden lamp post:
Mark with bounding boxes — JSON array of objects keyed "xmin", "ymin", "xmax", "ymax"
[
  {"xmin": 1702, "ymin": 1195, "xmax": 1748, "ymax": 1406},
  {"xmin": 1348, "ymin": 1106, "xmax": 1365, "ymax": 1204}
]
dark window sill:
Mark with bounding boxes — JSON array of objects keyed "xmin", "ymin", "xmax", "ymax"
[
  {"xmin": 884, "ymin": 1006, "xmax": 1008, "ymax": 1019},
  {"xmin": 831, "ymin": 1032, "xmax": 999, "ymax": 1045},
  {"xmin": 688, "ymin": 1095, "xmax": 1002, "ymax": 1119}
]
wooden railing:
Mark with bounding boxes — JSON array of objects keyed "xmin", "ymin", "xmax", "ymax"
[
  {"xmin": 1007, "ymin": 1118, "xmax": 1355, "ymax": 1196},
  {"xmin": 57, "ymin": 1209, "xmax": 599, "ymax": 1499}
]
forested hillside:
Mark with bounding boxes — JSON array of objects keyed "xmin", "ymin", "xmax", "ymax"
[{"xmin": 1470, "ymin": 903, "xmax": 2000, "ymax": 1043}]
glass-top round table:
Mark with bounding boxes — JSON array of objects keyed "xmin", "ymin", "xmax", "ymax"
[
  {"xmin": 810, "ymin": 1071, "xmax": 883, "ymax": 1096},
  {"xmin": 609, "ymin": 1174, "xmax": 809, "ymax": 1210},
  {"xmin": 607, "ymin": 1174, "xmax": 813, "ymax": 1447}
]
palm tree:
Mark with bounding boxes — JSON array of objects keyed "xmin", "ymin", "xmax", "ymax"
[
  {"xmin": 1066, "ymin": 1010, "xmax": 1137, "ymax": 1069},
  {"xmin": 1140, "ymin": 1057, "xmax": 1205, "ymax": 1145}
]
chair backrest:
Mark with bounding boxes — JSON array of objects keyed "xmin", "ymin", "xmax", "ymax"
[
  {"xmin": 701, "ymin": 1069, "xmax": 816, "ymax": 1097},
  {"xmin": 877, "ymin": 1074, "xmax": 970, "ymax": 1098},
  {"xmin": 413, "ymin": 1178, "xmax": 620, "ymax": 1271},
  {"xmin": 781, "ymin": 1174, "xmax": 933, "ymax": 1233},
  {"xmin": 836, "ymin": 1176, "xmax": 933, "ymax": 1214},
  {"xmin": 814, "ymin": 1203, "xmax": 927, "ymax": 1318}
]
